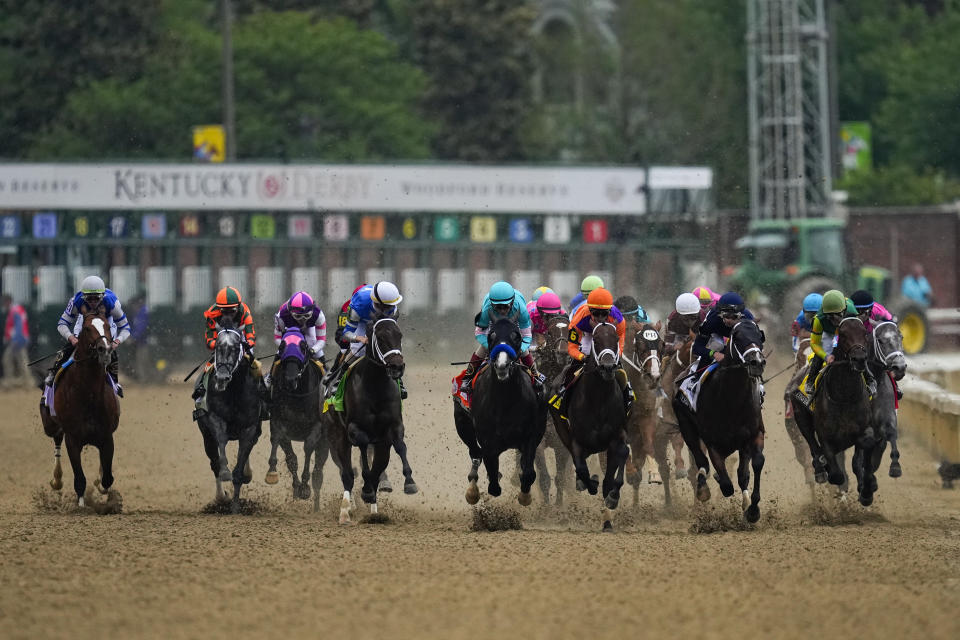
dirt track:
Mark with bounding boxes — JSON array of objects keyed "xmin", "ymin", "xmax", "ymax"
[{"xmin": 2, "ymin": 363, "xmax": 959, "ymax": 639}]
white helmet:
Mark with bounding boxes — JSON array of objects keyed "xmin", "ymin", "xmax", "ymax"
[
  {"xmin": 372, "ymin": 281, "xmax": 402, "ymax": 307},
  {"xmin": 675, "ymin": 292, "xmax": 701, "ymax": 315},
  {"xmin": 80, "ymin": 275, "xmax": 106, "ymax": 294}
]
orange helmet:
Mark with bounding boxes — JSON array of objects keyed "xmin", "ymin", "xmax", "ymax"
[
  {"xmin": 216, "ymin": 286, "xmax": 243, "ymax": 308},
  {"xmin": 586, "ymin": 287, "xmax": 614, "ymax": 310}
]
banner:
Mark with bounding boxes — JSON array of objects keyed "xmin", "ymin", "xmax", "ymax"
[
  {"xmin": 840, "ymin": 122, "xmax": 872, "ymax": 173},
  {"xmin": 0, "ymin": 163, "xmax": 709, "ymax": 214}
]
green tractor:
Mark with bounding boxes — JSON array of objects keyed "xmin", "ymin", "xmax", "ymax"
[{"xmin": 726, "ymin": 218, "xmax": 928, "ymax": 353}]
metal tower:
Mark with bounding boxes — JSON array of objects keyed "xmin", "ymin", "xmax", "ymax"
[{"xmin": 747, "ymin": 0, "xmax": 833, "ymax": 219}]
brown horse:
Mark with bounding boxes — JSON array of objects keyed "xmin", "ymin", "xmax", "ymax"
[
  {"xmin": 622, "ymin": 320, "xmax": 663, "ymax": 505},
  {"xmin": 784, "ymin": 336, "xmax": 815, "ymax": 485},
  {"xmin": 40, "ymin": 311, "xmax": 120, "ymax": 506},
  {"xmin": 654, "ymin": 335, "xmax": 697, "ymax": 506}
]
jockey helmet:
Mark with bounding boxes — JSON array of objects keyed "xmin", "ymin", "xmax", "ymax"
[
  {"xmin": 850, "ymin": 290, "xmax": 875, "ymax": 311},
  {"xmin": 802, "ymin": 292, "xmax": 824, "ymax": 313},
  {"xmin": 80, "ymin": 275, "xmax": 106, "ymax": 305},
  {"xmin": 536, "ymin": 291, "xmax": 562, "ymax": 314},
  {"xmin": 587, "ymin": 287, "xmax": 614, "ymax": 310},
  {"xmin": 488, "ymin": 281, "xmax": 515, "ymax": 307},
  {"xmin": 635, "ymin": 306, "xmax": 649, "ymax": 322},
  {"xmin": 371, "ymin": 281, "xmax": 402, "ymax": 315},
  {"xmin": 580, "ymin": 275, "xmax": 604, "ymax": 294},
  {"xmin": 676, "ymin": 292, "xmax": 701, "ymax": 316},
  {"xmin": 692, "ymin": 286, "xmax": 717, "ymax": 308},
  {"xmin": 717, "ymin": 292, "xmax": 745, "ymax": 315},
  {"xmin": 821, "ymin": 289, "xmax": 846, "ymax": 314},
  {"xmin": 216, "ymin": 286, "xmax": 243, "ymax": 309},
  {"xmin": 532, "ymin": 286, "xmax": 554, "ymax": 302},
  {"xmin": 288, "ymin": 291, "xmax": 314, "ymax": 323}
]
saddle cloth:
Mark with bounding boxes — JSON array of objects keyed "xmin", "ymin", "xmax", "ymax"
[
  {"xmin": 42, "ymin": 357, "xmax": 119, "ymax": 417},
  {"xmin": 678, "ymin": 362, "xmax": 719, "ymax": 412}
]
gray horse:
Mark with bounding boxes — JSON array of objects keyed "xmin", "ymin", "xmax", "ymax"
[{"xmin": 865, "ymin": 321, "xmax": 907, "ymax": 477}]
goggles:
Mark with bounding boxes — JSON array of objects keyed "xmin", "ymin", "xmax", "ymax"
[{"xmin": 291, "ymin": 309, "xmax": 312, "ymax": 323}]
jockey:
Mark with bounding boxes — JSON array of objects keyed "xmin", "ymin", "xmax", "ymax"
[
  {"xmin": 692, "ymin": 286, "xmax": 721, "ymax": 312},
  {"xmin": 330, "ymin": 281, "xmax": 407, "ymax": 398},
  {"xmin": 528, "ymin": 291, "xmax": 566, "ymax": 340},
  {"xmin": 614, "ymin": 295, "xmax": 650, "ymax": 326},
  {"xmin": 568, "ymin": 274, "xmax": 605, "ymax": 314},
  {"xmin": 44, "ymin": 275, "xmax": 130, "ymax": 397},
  {"xmin": 192, "ymin": 286, "xmax": 261, "ymax": 402},
  {"xmin": 565, "ymin": 287, "xmax": 633, "ymax": 413},
  {"xmin": 805, "ymin": 289, "xmax": 877, "ymax": 396},
  {"xmin": 691, "ymin": 291, "xmax": 760, "ymax": 373},
  {"xmin": 664, "ymin": 292, "xmax": 706, "ymax": 356},
  {"xmin": 531, "ymin": 286, "xmax": 554, "ymax": 302},
  {"xmin": 850, "ymin": 290, "xmax": 895, "ymax": 333},
  {"xmin": 460, "ymin": 281, "xmax": 538, "ymax": 392},
  {"xmin": 791, "ymin": 293, "xmax": 823, "ymax": 352},
  {"xmin": 274, "ymin": 291, "xmax": 327, "ymax": 362}
]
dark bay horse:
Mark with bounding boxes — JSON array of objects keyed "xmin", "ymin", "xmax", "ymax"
[
  {"xmin": 40, "ymin": 311, "xmax": 120, "ymax": 506},
  {"xmin": 654, "ymin": 335, "xmax": 697, "ymax": 506},
  {"xmin": 455, "ymin": 317, "xmax": 546, "ymax": 506},
  {"xmin": 623, "ymin": 321, "xmax": 663, "ymax": 504},
  {"xmin": 790, "ymin": 317, "xmax": 878, "ymax": 505},
  {"xmin": 265, "ymin": 328, "xmax": 329, "ymax": 511},
  {"xmin": 325, "ymin": 318, "xmax": 415, "ymax": 524},
  {"xmin": 673, "ymin": 319, "xmax": 766, "ymax": 523},
  {"xmin": 194, "ymin": 321, "xmax": 262, "ymax": 513},
  {"xmin": 550, "ymin": 322, "xmax": 628, "ymax": 530}
]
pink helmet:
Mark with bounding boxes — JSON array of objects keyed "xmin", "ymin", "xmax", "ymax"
[
  {"xmin": 288, "ymin": 291, "xmax": 314, "ymax": 312},
  {"xmin": 536, "ymin": 291, "xmax": 563, "ymax": 314},
  {"xmin": 692, "ymin": 286, "xmax": 720, "ymax": 309}
]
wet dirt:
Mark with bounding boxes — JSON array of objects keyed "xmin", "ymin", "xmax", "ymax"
[{"xmin": 2, "ymin": 363, "xmax": 959, "ymax": 639}]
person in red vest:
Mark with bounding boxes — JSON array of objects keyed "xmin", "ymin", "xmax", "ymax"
[{"xmin": 2, "ymin": 294, "xmax": 32, "ymax": 388}]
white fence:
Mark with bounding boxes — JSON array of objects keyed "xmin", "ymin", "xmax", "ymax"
[{"xmin": 1, "ymin": 266, "xmax": 31, "ymax": 305}]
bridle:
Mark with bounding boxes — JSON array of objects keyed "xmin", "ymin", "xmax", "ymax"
[
  {"xmin": 214, "ymin": 328, "xmax": 244, "ymax": 378},
  {"xmin": 727, "ymin": 320, "xmax": 763, "ymax": 365},
  {"xmin": 591, "ymin": 322, "xmax": 621, "ymax": 367},
  {"xmin": 871, "ymin": 321, "xmax": 904, "ymax": 368},
  {"xmin": 834, "ymin": 316, "xmax": 868, "ymax": 361},
  {"xmin": 75, "ymin": 315, "xmax": 111, "ymax": 365},
  {"xmin": 624, "ymin": 327, "xmax": 661, "ymax": 381},
  {"xmin": 369, "ymin": 318, "xmax": 402, "ymax": 367}
]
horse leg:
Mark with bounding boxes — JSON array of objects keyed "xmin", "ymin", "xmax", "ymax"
[
  {"xmin": 390, "ymin": 424, "xmax": 419, "ymax": 495},
  {"xmin": 785, "ymin": 415, "xmax": 815, "ymax": 485},
  {"xmin": 821, "ymin": 442, "xmax": 846, "ymax": 487},
  {"xmin": 50, "ymin": 431, "xmax": 64, "ymax": 491},
  {"xmin": 553, "ymin": 444, "xmax": 570, "ymax": 506},
  {"xmin": 366, "ymin": 443, "xmax": 391, "ymax": 514},
  {"xmin": 673, "ymin": 397, "xmax": 710, "ymax": 502},
  {"xmin": 310, "ymin": 426, "xmax": 329, "ymax": 513},
  {"xmin": 533, "ymin": 442, "xmax": 550, "ymax": 504},
  {"xmin": 278, "ymin": 438, "xmax": 302, "ymax": 498},
  {"xmin": 707, "ymin": 447, "xmax": 734, "ymax": 497},
  {"xmin": 265, "ymin": 426, "xmax": 280, "ymax": 484},
  {"xmin": 745, "ymin": 438, "xmax": 764, "ymax": 523},
  {"xmin": 792, "ymin": 402, "xmax": 828, "ymax": 484},
  {"xmin": 603, "ymin": 438, "xmax": 628, "ymax": 511},
  {"xmin": 517, "ymin": 434, "xmax": 540, "ymax": 507},
  {"xmin": 571, "ymin": 441, "xmax": 598, "ymax": 495},
  {"xmin": 653, "ymin": 429, "xmax": 671, "ymax": 507},
  {"xmin": 885, "ymin": 416, "xmax": 902, "ymax": 478},
  {"xmin": 466, "ymin": 457, "xmax": 482, "ymax": 505},
  {"xmin": 300, "ymin": 440, "xmax": 314, "ymax": 501},
  {"xmin": 372, "ymin": 444, "xmax": 393, "ymax": 493},
  {"xmin": 511, "ymin": 450, "xmax": 523, "ymax": 488},
  {"xmin": 670, "ymin": 431, "xmax": 687, "ymax": 479},
  {"xmin": 231, "ymin": 430, "xmax": 258, "ymax": 514},
  {"xmin": 64, "ymin": 436, "xmax": 86, "ymax": 507},
  {"xmin": 97, "ymin": 434, "xmax": 115, "ymax": 493},
  {"xmin": 326, "ymin": 418, "xmax": 354, "ymax": 524},
  {"xmin": 483, "ymin": 448, "xmax": 502, "ymax": 498}
]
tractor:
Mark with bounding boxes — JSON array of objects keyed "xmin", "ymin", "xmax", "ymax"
[{"xmin": 726, "ymin": 218, "xmax": 928, "ymax": 353}]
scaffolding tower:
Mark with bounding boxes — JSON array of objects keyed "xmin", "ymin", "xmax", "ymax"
[{"xmin": 747, "ymin": 0, "xmax": 833, "ymax": 220}]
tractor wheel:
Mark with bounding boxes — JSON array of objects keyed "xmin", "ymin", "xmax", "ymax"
[{"xmin": 892, "ymin": 300, "xmax": 928, "ymax": 354}]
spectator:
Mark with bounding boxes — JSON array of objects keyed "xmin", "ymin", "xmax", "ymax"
[
  {"xmin": 2, "ymin": 294, "xmax": 32, "ymax": 388},
  {"xmin": 129, "ymin": 294, "xmax": 152, "ymax": 382},
  {"xmin": 901, "ymin": 263, "xmax": 934, "ymax": 307}
]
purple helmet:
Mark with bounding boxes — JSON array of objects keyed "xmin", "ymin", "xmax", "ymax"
[{"xmin": 288, "ymin": 291, "xmax": 314, "ymax": 323}]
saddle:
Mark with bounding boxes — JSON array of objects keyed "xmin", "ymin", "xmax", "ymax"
[
  {"xmin": 677, "ymin": 362, "xmax": 719, "ymax": 412},
  {"xmin": 42, "ymin": 357, "xmax": 119, "ymax": 417},
  {"xmin": 547, "ymin": 366, "xmax": 584, "ymax": 421},
  {"xmin": 323, "ymin": 356, "xmax": 365, "ymax": 414}
]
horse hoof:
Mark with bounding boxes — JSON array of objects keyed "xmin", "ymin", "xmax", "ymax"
[
  {"xmin": 674, "ymin": 468, "xmax": 687, "ymax": 480},
  {"xmin": 696, "ymin": 479, "xmax": 710, "ymax": 503},
  {"xmin": 625, "ymin": 471, "xmax": 641, "ymax": 487},
  {"xmin": 295, "ymin": 485, "xmax": 311, "ymax": 500},
  {"xmin": 339, "ymin": 512, "xmax": 352, "ymax": 525},
  {"xmin": 575, "ymin": 478, "xmax": 586, "ymax": 492},
  {"xmin": 230, "ymin": 501, "xmax": 241, "ymax": 515},
  {"xmin": 602, "ymin": 520, "xmax": 614, "ymax": 532},
  {"xmin": 488, "ymin": 483, "xmax": 502, "ymax": 498},
  {"xmin": 868, "ymin": 475, "xmax": 879, "ymax": 494},
  {"xmin": 859, "ymin": 492, "xmax": 874, "ymax": 507},
  {"xmin": 403, "ymin": 481, "xmax": 419, "ymax": 495},
  {"xmin": 604, "ymin": 492, "xmax": 620, "ymax": 510},
  {"xmin": 889, "ymin": 461, "xmax": 902, "ymax": 478},
  {"xmin": 378, "ymin": 479, "xmax": 393, "ymax": 493},
  {"xmin": 219, "ymin": 468, "xmax": 232, "ymax": 482},
  {"xmin": 265, "ymin": 471, "xmax": 279, "ymax": 485},
  {"xmin": 741, "ymin": 490, "xmax": 750, "ymax": 511},
  {"xmin": 50, "ymin": 478, "xmax": 63, "ymax": 491},
  {"xmin": 78, "ymin": 496, "xmax": 85, "ymax": 508},
  {"xmin": 719, "ymin": 480, "xmax": 734, "ymax": 498},
  {"xmin": 361, "ymin": 488, "xmax": 376, "ymax": 504},
  {"xmin": 518, "ymin": 491, "xmax": 532, "ymax": 507},
  {"xmin": 814, "ymin": 471, "xmax": 828, "ymax": 484},
  {"xmin": 465, "ymin": 482, "xmax": 480, "ymax": 505},
  {"xmin": 828, "ymin": 471, "xmax": 845, "ymax": 486},
  {"xmin": 744, "ymin": 505, "xmax": 760, "ymax": 523}
]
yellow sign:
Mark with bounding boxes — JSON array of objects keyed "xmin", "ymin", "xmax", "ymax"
[
  {"xmin": 192, "ymin": 125, "xmax": 225, "ymax": 163},
  {"xmin": 470, "ymin": 216, "xmax": 497, "ymax": 243}
]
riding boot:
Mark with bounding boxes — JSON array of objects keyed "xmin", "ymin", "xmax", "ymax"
[
  {"xmin": 192, "ymin": 369, "xmax": 207, "ymax": 403},
  {"xmin": 805, "ymin": 356, "xmax": 824, "ymax": 395},
  {"xmin": 864, "ymin": 368, "xmax": 878, "ymax": 397},
  {"xmin": 108, "ymin": 350, "xmax": 123, "ymax": 397},
  {"xmin": 460, "ymin": 362, "xmax": 478, "ymax": 393},
  {"xmin": 398, "ymin": 377, "xmax": 408, "ymax": 400},
  {"xmin": 43, "ymin": 345, "xmax": 73, "ymax": 389},
  {"xmin": 616, "ymin": 367, "xmax": 634, "ymax": 415}
]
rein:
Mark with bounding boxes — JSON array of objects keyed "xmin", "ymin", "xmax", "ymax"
[
  {"xmin": 871, "ymin": 321, "xmax": 904, "ymax": 368},
  {"xmin": 591, "ymin": 322, "xmax": 620, "ymax": 367},
  {"xmin": 215, "ymin": 328, "xmax": 244, "ymax": 376},
  {"xmin": 369, "ymin": 318, "xmax": 402, "ymax": 367}
]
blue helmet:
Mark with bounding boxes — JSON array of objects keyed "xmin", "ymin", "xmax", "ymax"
[
  {"xmin": 802, "ymin": 292, "xmax": 824, "ymax": 313},
  {"xmin": 488, "ymin": 281, "xmax": 515, "ymax": 306},
  {"xmin": 717, "ymin": 291, "xmax": 745, "ymax": 313}
]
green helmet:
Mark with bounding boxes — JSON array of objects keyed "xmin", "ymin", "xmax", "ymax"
[
  {"xmin": 580, "ymin": 274, "xmax": 604, "ymax": 294},
  {"xmin": 821, "ymin": 289, "xmax": 846, "ymax": 314}
]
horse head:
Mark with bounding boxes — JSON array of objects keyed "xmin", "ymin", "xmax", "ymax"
[
  {"xmin": 369, "ymin": 317, "xmax": 404, "ymax": 380},
  {"xmin": 213, "ymin": 327, "xmax": 245, "ymax": 392},
  {"xmin": 871, "ymin": 321, "xmax": 907, "ymax": 380},
  {"xmin": 542, "ymin": 313, "xmax": 570, "ymax": 373},
  {"xmin": 836, "ymin": 316, "xmax": 869, "ymax": 373},
  {"xmin": 728, "ymin": 319, "xmax": 766, "ymax": 379},
  {"xmin": 278, "ymin": 328, "xmax": 308, "ymax": 389},
  {"xmin": 488, "ymin": 317, "xmax": 522, "ymax": 382},
  {"xmin": 78, "ymin": 311, "xmax": 113, "ymax": 369},
  {"xmin": 590, "ymin": 322, "xmax": 620, "ymax": 381},
  {"xmin": 631, "ymin": 321, "xmax": 663, "ymax": 385}
]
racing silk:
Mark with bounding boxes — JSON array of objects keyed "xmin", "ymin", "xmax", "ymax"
[
  {"xmin": 664, "ymin": 309, "xmax": 706, "ymax": 350},
  {"xmin": 58, "ymin": 289, "xmax": 130, "ymax": 344},
  {"xmin": 526, "ymin": 299, "xmax": 567, "ymax": 336},
  {"xmin": 692, "ymin": 308, "xmax": 758, "ymax": 359},
  {"xmin": 343, "ymin": 285, "xmax": 398, "ymax": 343},
  {"xmin": 791, "ymin": 309, "xmax": 814, "ymax": 352},
  {"xmin": 810, "ymin": 298, "xmax": 857, "ymax": 360},
  {"xmin": 204, "ymin": 302, "xmax": 255, "ymax": 350},
  {"xmin": 567, "ymin": 304, "xmax": 626, "ymax": 361},
  {"xmin": 274, "ymin": 302, "xmax": 327, "ymax": 357},
  {"xmin": 4, "ymin": 302, "xmax": 30, "ymax": 346},
  {"xmin": 475, "ymin": 293, "xmax": 532, "ymax": 352},
  {"xmin": 861, "ymin": 302, "xmax": 894, "ymax": 333},
  {"xmin": 569, "ymin": 292, "xmax": 587, "ymax": 315}
]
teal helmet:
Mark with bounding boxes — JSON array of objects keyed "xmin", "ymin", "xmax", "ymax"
[
  {"xmin": 489, "ymin": 281, "xmax": 516, "ymax": 306},
  {"xmin": 802, "ymin": 293, "xmax": 823, "ymax": 313}
]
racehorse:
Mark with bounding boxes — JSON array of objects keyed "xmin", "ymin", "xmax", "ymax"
[
  {"xmin": 40, "ymin": 311, "xmax": 120, "ymax": 506},
  {"xmin": 264, "ymin": 328, "xmax": 329, "ymax": 512},
  {"xmin": 654, "ymin": 335, "xmax": 697, "ymax": 506},
  {"xmin": 194, "ymin": 318, "xmax": 262, "ymax": 513},
  {"xmin": 790, "ymin": 317, "xmax": 879, "ymax": 505},
  {"xmin": 325, "ymin": 317, "xmax": 415, "ymax": 524},
  {"xmin": 622, "ymin": 320, "xmax": 663, "ymax": 505},
  {"xmin": 673, "ymin": 319, "xmax": 766, "ymax": 523},
  {"xmin": 784, "ymin": 336, "xmax": 815, "ymax": 485},
  {"xmin": 866, "ymin": 321, "xmax": 907, "ymax": 478},
  {"xmin": 455, "ymin": 317, "xmax": 546, "ymax": 507},
  {"xmin": 550, "ymin": 322, "xmax": 629, "ymax": 530}
]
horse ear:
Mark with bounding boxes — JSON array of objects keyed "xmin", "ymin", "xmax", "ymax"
[{"xmin": 655, "ymin": 320, "xmax": 662, "ymax": 332}]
